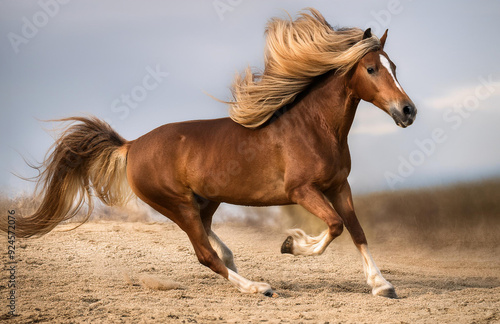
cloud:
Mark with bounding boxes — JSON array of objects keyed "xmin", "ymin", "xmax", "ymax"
[
  {"xmin": 351, "ymin": 106, "xmax": 398, "ymax": 135},
  {"xmin": 351, "ymin": 123, "xmax": 397, "ymax": 135},
  {"xmin": 425, "ymin": 79, "xmax": 500, "ymax": 110}
]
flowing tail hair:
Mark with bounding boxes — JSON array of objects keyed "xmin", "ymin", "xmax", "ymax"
[{"xmin": 3, "ymin": 116, "xmax": 133, "ymax": 238}]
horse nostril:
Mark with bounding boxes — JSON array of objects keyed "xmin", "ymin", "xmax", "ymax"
[{"xmin": 403, "ymin": 105, "xmax": 413, "ymax": 116}]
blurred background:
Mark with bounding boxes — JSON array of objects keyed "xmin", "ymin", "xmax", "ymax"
[{"xmin": 1, "ymin": 1, "xmax": 499, "ymax": 247}]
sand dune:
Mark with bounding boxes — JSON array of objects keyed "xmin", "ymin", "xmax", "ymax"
[{"xmin": 1, "ymin": 220, "xmax": 498, "ymax": 323}]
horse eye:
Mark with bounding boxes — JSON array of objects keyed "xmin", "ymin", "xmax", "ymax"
[{"xmin": 367, "ymin": 67, "xmax": 375, "ymax": 74}]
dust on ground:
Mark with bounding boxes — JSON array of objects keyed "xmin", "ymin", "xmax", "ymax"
[{"xmin": 1, "ymin": 221, "xmax": 498, "ymax": 323}]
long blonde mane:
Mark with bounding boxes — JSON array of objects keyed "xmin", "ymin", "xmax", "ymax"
[{"xmin": 228, "ymin": 8, "xmax": 381, "ymax": 128}]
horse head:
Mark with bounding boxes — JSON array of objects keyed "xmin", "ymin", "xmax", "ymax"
[{"xmin": 348, "ymin": 29, "xmax": 417, "ymax": 128}]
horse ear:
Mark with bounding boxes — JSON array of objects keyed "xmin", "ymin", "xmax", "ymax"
[
  {"xmin": 380, "ymin": 29, "xmax": 388, "ymax": 49},
  {"xmin": 362, "ymin": 28, "xmax": 372, "ymax": 40}
]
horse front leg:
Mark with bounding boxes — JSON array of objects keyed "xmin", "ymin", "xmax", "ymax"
[
  {"xmin": 282, "ymin": 185, "xmax": 344, "ymax": 256},
  {"xmin": 327, "ymin": 182, "xmax": 397, "ymax": 298}
]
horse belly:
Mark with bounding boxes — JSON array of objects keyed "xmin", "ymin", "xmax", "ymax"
[{"xmin": 188, "ymin": 160, "xmax": 289, "ymax": 206}]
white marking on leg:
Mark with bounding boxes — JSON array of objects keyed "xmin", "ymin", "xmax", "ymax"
[
  {"xmin": 288, "ymin": 229, "xmax": 332, "ymax": 256},
  {"xmin": 358, "ymin": 244, "xmax": 395, "ymax": 296},
  {"xmin": 380, "ymin": 54, "xmax": 403, "ymax": 93},
  {"xmin": 227, "ymin": 269, "xmax": 272, "ymax": 294},
  {"xmin": 208, "ymin": 231, "xmax": 237, "ymax": 272}
]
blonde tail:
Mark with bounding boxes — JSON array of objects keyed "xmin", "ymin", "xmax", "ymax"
[{"xmin": 3, "ymin": 116, "xmax": 133, "ymax": 237}]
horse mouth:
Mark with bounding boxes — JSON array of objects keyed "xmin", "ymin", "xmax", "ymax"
[{"xmin": 391, "ymin": 111, "xmax": 415, "ymax": 128}]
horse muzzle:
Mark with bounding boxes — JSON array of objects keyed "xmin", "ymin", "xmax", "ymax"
[{"xmin": 390, "ymin": 103, "xmax": 417, "ymax": 128}]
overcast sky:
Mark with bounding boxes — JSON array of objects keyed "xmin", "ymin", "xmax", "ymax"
[{"xmin": 1, "ymin": 0, "xmax": 499, "ymax": 196}]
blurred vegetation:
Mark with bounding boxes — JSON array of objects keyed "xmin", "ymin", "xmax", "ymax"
[
  {"xmin": 0, "ymin": 194, "xmax": 156, "ymax": 225},
  {"xmin": 354, "ymin": 179, "xmax": 500, "ymax": 249},
  {"xmin": 222, "ymin": 179, "xmax": 500, "ymax": 249},
  {"xmin": 1, "ymin": 179, "xmax": 499, "ymax": 249}
]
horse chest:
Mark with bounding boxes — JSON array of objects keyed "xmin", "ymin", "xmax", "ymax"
[{"xmin": 288, "ymin": 143, "xmax": 350, "ymax": 190}]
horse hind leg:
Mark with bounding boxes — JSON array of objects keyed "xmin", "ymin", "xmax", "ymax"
[
  {"xmin": 197, "ymin": 199, "xmax": 275, "ymax": 295},
  {"xmin": 208, "ymin": 231, "xmax": 238, "ymax": 272},
  {"xmin": 185, "ymin": 207, "xmax": 274, "ymax": 295},
  {"xmin": 145, "ymin": 195, "xmax": 273, "ymax": 296},
  {"xmin": 198, "ymin": 200, "xmax": 237, "ymax": 272}
]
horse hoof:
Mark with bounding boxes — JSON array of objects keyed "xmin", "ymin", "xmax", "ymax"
[
  {"xmin": 281, "ymin": 236, "xmax": 294, "ymax": 254},
  {"xmin": 374, "ymin": 286, "xmax": 398, "ymax": 299},
  {"xmin": 263, "ymin": 289, "xmax": 278, "ymax": 298}
]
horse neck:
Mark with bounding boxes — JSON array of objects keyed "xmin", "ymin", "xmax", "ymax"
[{"xmin": 292, "ymin": 71, "xmax": 359, "ymax": 144}]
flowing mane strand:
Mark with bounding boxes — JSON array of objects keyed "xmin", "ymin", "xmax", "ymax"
[{"xmin": 228, "ymin": 8, "xmax": 382, "ymax": 128}]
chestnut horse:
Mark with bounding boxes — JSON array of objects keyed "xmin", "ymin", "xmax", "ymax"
[{"xmin": 9, "ymin": 9, "xmax": 416, "ymax": 298}]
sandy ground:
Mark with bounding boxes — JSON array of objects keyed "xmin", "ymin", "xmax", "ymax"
[{"xmin": 1, "ymin": 221, "xmax": 499, "ymax": 323}]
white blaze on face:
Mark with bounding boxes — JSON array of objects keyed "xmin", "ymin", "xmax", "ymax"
[{"xmin": 379, "ymin": 54, "xmax": 403, "ymax": 93}]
